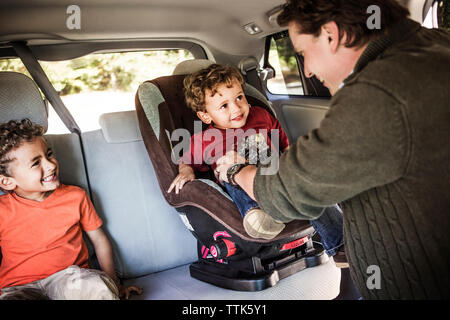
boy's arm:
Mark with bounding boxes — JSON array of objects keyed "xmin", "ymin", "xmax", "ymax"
[
  {"xmin": 167, "ymin": 163, "xmax": 195, "ymax": 194},
  {"xmin": 86, "ymin": 227, "xmax": 142, "ymax": 299}
]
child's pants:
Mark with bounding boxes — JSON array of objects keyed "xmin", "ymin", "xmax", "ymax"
[
  {"xmin": 224, "ymin": 182, "xmax": 344, "ymax": 257},
  {"xmin": 0, "ymin": 265, "xmax": 119, "ymax": 300}
]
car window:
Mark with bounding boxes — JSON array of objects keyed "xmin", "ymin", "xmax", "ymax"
[
  {"xmin": 437, "ymin": 0, "xmax": 449, "ymax": 31},
  {"xmin": 266, "ymin": 34, "xmax": 304, "ymax": 96},
  {"xmin": 265, "ymin": 31, "xmax": 330, "ymax": 98},
  {"xmin": 0, "ymin": 49, "xmax": 194, "ymax": 133}
]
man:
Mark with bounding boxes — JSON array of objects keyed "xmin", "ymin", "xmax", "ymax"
[{"xmin": 216, "ymin": 0, "xmax": 450, "ymax": 299}]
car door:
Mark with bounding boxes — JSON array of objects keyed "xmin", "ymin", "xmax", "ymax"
[{"xmin": 262, "ymin": 31, "xmax": 331, "ymax": 143}]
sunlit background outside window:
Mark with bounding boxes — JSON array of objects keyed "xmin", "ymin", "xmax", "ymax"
[{"xmin": 0, "ymin": 50, "xmax": 193, "ymax": 133}]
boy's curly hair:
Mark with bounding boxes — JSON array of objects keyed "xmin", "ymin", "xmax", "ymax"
[
  {"xmin": 0, "ymin": 119, "xmax": 44, "ymax": 176},
  {"xmin": 184, "ymin": 64, "xmax": 246, "ymax": 113}
]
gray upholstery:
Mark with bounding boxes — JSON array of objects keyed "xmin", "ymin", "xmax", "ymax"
[
  {"xmin": 172, "ymin": 59, "xmax": 215, "ymax": 75},
  {"xmin": 45, "ymin": 133, "xmax": 90, "ymax": 192},
  {"xmin": 123, "ymin": 259, "xmax": 341, "ymax": 300},
  {"xmin": 82, "ymin": 126, "xmax": 197, "ymax": 278},
  {"xmin": 0, "ymin": 72, "xmax": 48, "ymax": 132},
  {"xmin": 99, "ymin": 111, "xmax": 142, "ymax": 143}
]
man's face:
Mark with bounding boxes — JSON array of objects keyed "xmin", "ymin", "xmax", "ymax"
[
  {"xmin": 288, "ymin": 21, "xmax": 350, "ymax": 95},
  {"xmin": 198, "ymin": 79, "xmax": 250, "ymax": 130},
  {"xmin": 2, "ymin": 137, "xmax": 60, "ymax": 201}
]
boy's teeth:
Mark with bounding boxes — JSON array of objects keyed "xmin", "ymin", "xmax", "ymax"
[{"xmin": 43, "ymin": 175, "xmax": 54, "ymax": 182}]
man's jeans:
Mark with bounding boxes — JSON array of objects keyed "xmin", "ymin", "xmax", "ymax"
[{"xmin": 224, "ymin": 183, "xmax": 344, "ymax": 256}]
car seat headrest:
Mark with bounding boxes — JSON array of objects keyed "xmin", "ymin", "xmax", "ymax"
[
  {"xmin": 0, "ymin": 71, "xmax": 48, "ymax": 132},
  {"xmin": 172, "ymin": 59, "xmax": 215, "ymax": 75},
  {"xmin": 99, "ymin": 111, "xmax": 143, "ymax": 143}
]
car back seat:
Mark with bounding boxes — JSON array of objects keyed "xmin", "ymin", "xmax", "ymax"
[
  {"xmin": 81, "ymin": 111, "xmax": 198, "ymax": 277},
  {"xmin": 96, "ymin": 110, "xmax": 341, "ymax": 299},
  {"xmin": 0, "ymin": 71, "xmax": 342, "ymax": 299}
]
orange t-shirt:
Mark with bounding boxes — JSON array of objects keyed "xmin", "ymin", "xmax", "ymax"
[{"xmin": 0, "ymin": 184, "xmax": 102, "ymax": 290}]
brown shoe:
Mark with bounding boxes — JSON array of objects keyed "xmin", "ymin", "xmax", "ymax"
[
  {"xmin": 243, "ymin": 209, "xmax": 285, "ymax": 240},
  {"xmin": 333, "ymin": 245, "xmax": 349, "ymax": 268}
]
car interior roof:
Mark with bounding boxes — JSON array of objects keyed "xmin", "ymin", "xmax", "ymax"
[
  {"xmin": 0, "ymin": 0, "xmax": 287, "ymax": 59},
  {"xmin": 0, "ymin": 0, "xmax": 424, "ymax": 61}
]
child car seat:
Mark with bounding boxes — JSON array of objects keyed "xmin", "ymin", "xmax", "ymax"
[{"xmin": 135, "ymin": 59, "xmax": 328, "ymax": 291}]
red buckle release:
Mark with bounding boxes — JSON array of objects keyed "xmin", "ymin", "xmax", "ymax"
[{"xmin": 281, "ymin": 236, "xmax": 308, "ymax": 251}]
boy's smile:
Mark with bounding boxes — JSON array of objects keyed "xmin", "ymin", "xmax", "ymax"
[
  {"xmin": 2, "ymin": 137, "xmax": 60, "ymax": 201},
  {"xmin": 197, "ymin": 80, "xmax": 250, "ymax": 130}
]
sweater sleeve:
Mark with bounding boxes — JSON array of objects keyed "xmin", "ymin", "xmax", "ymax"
[
  {"xmin": 268, "ymin": 111, "xmax": 290, "ymax": 151},
  {"xmin": 254, "ymin": 82, "xmax": 410, "ymax": 222}
]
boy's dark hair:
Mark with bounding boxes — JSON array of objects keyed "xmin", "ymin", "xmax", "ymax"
[
  {"xmin": 184, "ymin": 64, "xmax": 246, "ymax": 113},
  {"xmin": 277, "ymin": 0, "xmax": 409, "ymax": 48},
  {"xmin": 0, "ymin": 119, "xmax": 45, "ymax": 176}
]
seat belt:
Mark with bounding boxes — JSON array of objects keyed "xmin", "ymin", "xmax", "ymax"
[
  {"xmin": 11, "ymin": 41, "xmax": 93, "ymax": 197},
  {"xmin": 238, "ymin": 56, "xmax": 268, "ymax": 99},
  {"xmin": 11, "ymin": 41, "xmax": 81, "ymax": 134}
]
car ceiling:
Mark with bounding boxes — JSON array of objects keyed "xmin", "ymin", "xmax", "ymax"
[
  {"xmin": 0, "ymin": 0, "xmax": 286, "ymax": 58},
  {"xmin": 0, "ymin": 0, "xmax": 425, "ymax": 62}
]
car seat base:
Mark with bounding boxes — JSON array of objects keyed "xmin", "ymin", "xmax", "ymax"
[{"xmin": 189, "ymin": 241, "xmax": 328, "ymax": 291}]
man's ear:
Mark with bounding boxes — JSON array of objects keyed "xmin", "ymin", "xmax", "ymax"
[
  {"xmin": 0, "ymin": 175, "xmax": 16, "ymax": 191},
  {"xmin": 322, "ymin": 21, "xmax": 341, "ymax": 54},
  {"xmin": 196, "ymin": 111, "xmax": 212, "ymax": 124}
]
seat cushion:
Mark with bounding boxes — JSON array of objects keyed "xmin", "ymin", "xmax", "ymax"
[{"xmin": 123, "ymin": 259, "xmax": 341, "ymax": 300}]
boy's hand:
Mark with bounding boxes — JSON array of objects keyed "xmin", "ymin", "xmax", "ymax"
[
  {"xmin": 168, "ymin": 164, "xmax": 195, "ymax": 194},
  {"xmin": 118, "ymin": 284, "xmax": 143, "ymax": 300}
]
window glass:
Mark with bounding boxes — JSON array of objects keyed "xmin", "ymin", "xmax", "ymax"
[
  {"xmin": 437, "ymin": 0, "xmax": 449, "ymax": 31},
  {"xmin": 0, "ymin": 49, "xmax": 194, "ymax": 133},
  {"xmin": 266, "ymin": 36, "xmax": 304, "ymax": 96},
  {"xmin": 423, "ymin": 0, "xmax": 449, "ymax": 30}
]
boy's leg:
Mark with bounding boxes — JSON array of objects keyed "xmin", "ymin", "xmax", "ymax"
[
  {"xmin": 309, "ymin": 204, "xmax": 344, "ymax": 256},
  {"xmin": 0, "ymin": 282, "xmax": 48, "ymax": 300},
  {"xmin": 41, "ymin": 265, "xmax": 119, "ymax": 300},
  {"xmin": 224, "ymin": 183, "xmax": 285, "ymax": 239},
  {"xmin": 223, "ymin": 182, "xmax": 259, "ymax": 218}
]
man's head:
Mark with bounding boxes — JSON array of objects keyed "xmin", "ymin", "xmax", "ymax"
[
  {"xmin": 0, "ymin": 119, "xmax": 59, "ymax": 201},
  {"xmin": 277, "ymin": 0, "xmax": 409, "ymax": 95},
  {"xmin": 184, "ymin": 64, "xmax": 250, "ymax": 129}
]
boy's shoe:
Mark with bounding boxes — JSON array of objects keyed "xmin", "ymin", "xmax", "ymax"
[
  {"xmin": 243, "ymin": 208, "xmax": 285, "ymax": 240},
  {"xmin": 332, "ymin": 245, "xmax": 349, "ymax": 268}
]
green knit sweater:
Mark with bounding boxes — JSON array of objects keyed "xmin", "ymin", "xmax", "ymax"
[{"xmin": 254, "ymin": 19, "xmax": 450, "ymax": 299}]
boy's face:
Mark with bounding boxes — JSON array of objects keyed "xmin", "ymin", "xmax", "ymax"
[
  {"xmin": 0, "ymin": 137, "xmax": 60, "ymax": 201},
  {"xmin": 197, "ymin": 80, "xmax": 250, "ymax": 130}
]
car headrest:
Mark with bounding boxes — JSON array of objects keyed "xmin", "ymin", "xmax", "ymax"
[
  {"xmin": 99, "ymin": 111, "xmax": 143, "ymax": 143},
  {"xmin": 172, "ymin": 59, "xmax": 215, "ymax": 75},
  {"xmin": 0, "ymin": 71, "xmax": 48, "ymax": 132}
]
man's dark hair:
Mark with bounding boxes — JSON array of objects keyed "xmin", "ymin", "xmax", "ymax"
[
  {"xmin": 0, "ymin": 119, "xmax": 44, "ymax": 176},
  {"xmin": 277, "ymin": 0, "xmax": 410, "ymax": 48}
]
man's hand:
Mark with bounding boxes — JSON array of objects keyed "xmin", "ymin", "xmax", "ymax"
[
  {"xmin": 215, "ymin": 151, "xmax": 246, "ymax": 183},
  {"xmin": 168, "ymin": 163, "xmax": 195, "ymax": 194}
]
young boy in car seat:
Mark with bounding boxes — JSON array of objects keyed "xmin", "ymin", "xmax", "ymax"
[
  {"xmin": 168, "ymin": 64, "xmax": 345, "ymax": 251},
  {"xmin": 0, "ymin": 119, "xmax": 143, "ymax": 300}
]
